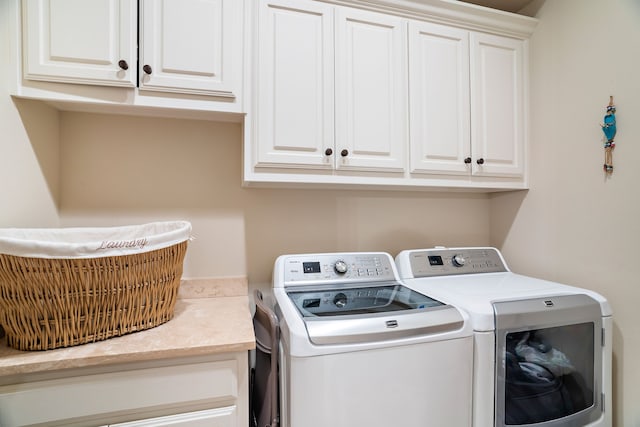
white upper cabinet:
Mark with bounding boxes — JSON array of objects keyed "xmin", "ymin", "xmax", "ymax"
[
  {"xmin": 246, "ymin": 0, "xmax": 536, "ymax": 190},
  {"xmin": 23, "ymin": 0, "xmax": 137, "ymax": 87},
  {"xmin": 255, "ymin": 0, "xmax": 406, "ymax": 173},
  {"xmin": 256, "ymin": 0, "xmax": 334, "ymax": 169},
  {"xmin": 16, "ymin": 0, "xmax": 533, "ymax": 190},
  {"xmin": 470, "ymin": 32, "xmax": 525, "ymax": 178},
  {"xmin": 335, "ymin": 8, "xmax": 407, "ymax": 172},
  {"xmin": 409, "ymin": 21, "xmax": 470, "ymax": 176},
  {"xmin": 139, "ymin": 0, "xmax": 241, "ymax": 98},
  {"xmin": 18, "ymin": 0, "xmax": 244, "ymax": 114},
  {"xmin": 409, "ymin": 23, "xmax": 525, "ymax": 180}
]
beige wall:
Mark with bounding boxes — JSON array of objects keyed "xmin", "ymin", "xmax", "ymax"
[
  {"xmin": 58, "ymin": 112, "xmax": 491, "ymax": 286},
  {"xmin": 5, "ymin": 0, "xmax": 638, "ymax": 424},
  {"xmin": 491, "ymin": 0, "xmax": 640, "ymax": 425},
  {"xmin": 0, "ymin": 98, "xmax": 61, "ymax": 227},
  {"xmin": 0, "ymin": 97, "xmax": 61, "ymax": 228},
  {"xmin": 0, "ymin": 3, "xmax": 60, "ymax": 227}
]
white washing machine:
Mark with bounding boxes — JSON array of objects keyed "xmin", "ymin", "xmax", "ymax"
[
  {"xmin": 395, "ymin": 247, "xmax": 612, "ymax": 427},
  {"xmin": 273, "ymin": 252, "xmax": 474, "ymax": 427}
]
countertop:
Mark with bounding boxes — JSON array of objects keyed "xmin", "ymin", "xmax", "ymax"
[{"xmin": 0, "ymin": 277, "xmax": 255, "ymax": 378}]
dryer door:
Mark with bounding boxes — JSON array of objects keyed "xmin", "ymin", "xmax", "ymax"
[{"xmin": 493, "ymin": 294, "xmax": 603, "ymax": 427}]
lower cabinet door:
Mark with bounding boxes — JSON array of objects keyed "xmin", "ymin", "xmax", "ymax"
[
  {"xmin": 0, "ymin": 359, "xmax": 239, "ymax": 427},
  {"xmin": 110, "ymin": 406, "xmax": 237, "ymax": 427}
]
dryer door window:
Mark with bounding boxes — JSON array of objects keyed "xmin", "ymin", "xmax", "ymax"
[
  {"xmin": 494, "ymin": 294, "xmax": 603, "ymax": 427},
  {"xmin": 503, "ymin": 323, "xmax": 594, "ymax": 425}
]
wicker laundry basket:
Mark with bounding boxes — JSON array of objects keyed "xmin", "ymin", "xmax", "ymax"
[{"xmin": 0, "ymin": 221, "xmax": 191, "ymax": 351}]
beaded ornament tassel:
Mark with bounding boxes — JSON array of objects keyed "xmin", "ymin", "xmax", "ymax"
[{"xmin": 601, "ymin": 96, "xmax": 617, "ymax": 174}]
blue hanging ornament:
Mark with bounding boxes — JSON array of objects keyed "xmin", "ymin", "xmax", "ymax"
[{"xmin": 601, "ymin": 96, "xmax": 616, "ymax": 173}]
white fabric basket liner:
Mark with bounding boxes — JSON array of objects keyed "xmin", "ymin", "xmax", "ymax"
[{"xmin": 0, "ymin": 221, "xmax": 192, "ymax": 259}]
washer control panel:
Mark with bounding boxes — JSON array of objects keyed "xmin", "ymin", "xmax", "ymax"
[
  {"xmin": 406, "ymin": 247, "xmax": 507, "ymax": 278},
  {"xmin": 281, "ymin": 253, "xmax": 396, "ymax": 285}
]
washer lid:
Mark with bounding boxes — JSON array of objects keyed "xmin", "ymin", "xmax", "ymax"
[
  {"xmin": 286, "ymin": 282, "xmax": 443, "ymax": 317},
  {"xmin": 286, "ymin": 283, "xmax": 464, "ymax": 345}
]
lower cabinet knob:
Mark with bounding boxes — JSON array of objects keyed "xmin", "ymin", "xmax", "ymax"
[
  {"xmin": 143, "ymin": 64, "xmax": 153, "ymax": 74},
  {"xmin": 464, "ymin": 157, "xmax": 472, "ymax": 164},
  {"xmin": 477, "ymin": 158, "xmax": 485, "ymax": 165},
  {"xmin": 325, "ymin": 148, "xmax": 333, "ymax": 156},
  {"xmin": 341, "ymin": 149, "xmax": 349, "ymax": 157},
  {"xmin": 118, "ymin": 60, "xmax": 129, "ymax": 70}
]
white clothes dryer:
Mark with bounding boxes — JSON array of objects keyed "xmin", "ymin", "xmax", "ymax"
[
  {"xmin": 273, "ymin": 252, "xmax": 474, "ymax": 427},
  {"xmin": 395, "ymin": 247, "xmax": 612, "ymax": 427}
]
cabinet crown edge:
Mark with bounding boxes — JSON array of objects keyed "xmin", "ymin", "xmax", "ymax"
[{"xmin": 321, "ymin": 0, "xmax": 538, "ymax": 38}]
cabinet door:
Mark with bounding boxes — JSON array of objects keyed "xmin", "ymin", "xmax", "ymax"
[
  {"xmin": 255, "ymin": 0, "xmax": 334, "ymax": 169},
  {"xmin": 110, "ymin": 407, "xmax": 237, "ymax": 427},
  {"xmin": 470, "ymin": 33, "xmax": 525, "ymax": 178},
  {"xmin": 23, "ymin": 0, "xmax": 136, "ymax": 87},
  {"xmin": 335, "ymin": 8, "xmax": 407, "ymax": 172},
  {"xmin": 408, "ymin": 21, "xmax": 470, "ymax": 175},
  {"xmin": 0, "ymin": 360, "xmax": 239, "ymax": 427},
  {"xmin": 139, "ymin": 0, "xmax": 242, "ymax": 98}
]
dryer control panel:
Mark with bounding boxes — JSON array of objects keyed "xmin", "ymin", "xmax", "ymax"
[
  {"xmin": 279, "ymin": 253, "xmax": 396, "ymax": 285},
  {"xmin": 401, "ymin": 247, "xmax": 508, "ymax": 278}
]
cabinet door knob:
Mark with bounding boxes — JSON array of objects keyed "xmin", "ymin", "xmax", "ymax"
[
  {"xmin": 325, "ymin": 148, "xmax": 333, "ymax": 156},
  {"xmin": 118, "ymin": 60, "xmax": 129, "ymax": 70},
  {"xmin": 341, "ymin": 149, "xmax": 349, "ymax": 157},
  {"xmin": 477, "ymin": 158, "xmax": 485, "ymax": 165},
  {"xmin": 464, "ymin": 157, "xmax": 472, "ymax": 164},
  {"xmin": 143, "ymin": 64, "xmax": 153, "ymax": 74}
]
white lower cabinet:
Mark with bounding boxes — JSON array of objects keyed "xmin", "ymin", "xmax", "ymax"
[
  {"xmin": 0, "ymin": 353, "xmax": 248, "ymax": 427},
  {"xmin": 110, "ymin": 407, "xmax": 236, "ymax": 427}
]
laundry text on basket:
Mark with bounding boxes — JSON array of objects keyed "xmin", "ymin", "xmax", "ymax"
[{"xmin": 97, "ymin": 238, "xmax": 149, "ymax": 251}]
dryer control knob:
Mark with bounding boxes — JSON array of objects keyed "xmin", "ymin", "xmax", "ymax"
[
  {"xmin": 452, "ymin": 254, "xmax": 466, "ymax": 267},
  {"xmin": 334, "ymin": 260, "xmax": 348, "ymax": 274}
]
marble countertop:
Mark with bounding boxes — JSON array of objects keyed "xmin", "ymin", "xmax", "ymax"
[{"xmin": 0, "ymin": 278, "xmax": 256, "ymax": 378}]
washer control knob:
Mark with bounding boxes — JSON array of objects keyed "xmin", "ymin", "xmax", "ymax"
[
  {"xmin": 334, "ymin": 260, "xmax": 348, "ymax": 274},
  {"xmin": 333, "ymin": 292, "xmax": 348, "ymax": 308},
  {"xmin": 452, "ymin": 254, "xmax": 466, "ymax": 267}
]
